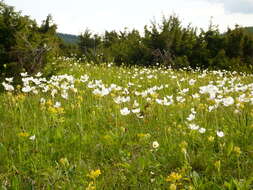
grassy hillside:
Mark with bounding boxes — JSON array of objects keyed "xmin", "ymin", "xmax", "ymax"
[
  {"xmin": 1, "ymin": 58, "xmax": 253, "ymax": 189},
  {"xmin": 57, "ymin": 33, "xmax": 80, "ymax": 44}
]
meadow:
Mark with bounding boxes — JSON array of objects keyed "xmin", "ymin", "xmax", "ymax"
[{"xmin": 1, "ymin": 57, "xmax": 253, "ymax": 189}]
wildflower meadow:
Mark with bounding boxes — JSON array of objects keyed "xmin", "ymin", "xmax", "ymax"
[{"xmin": 1, "ymin": 58, "xmax": 253, "ymax": 189}]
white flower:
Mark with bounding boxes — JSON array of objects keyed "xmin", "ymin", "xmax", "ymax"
[
  {"xmin": 188, "ymin": 124, "xmax": 199, "ymax": 130},
  {"xmin": 29, "ymin": 135, "xmax": 36, "ymax": 141},
  {"xmin": 120, "ymin": 107, "xmax": 130, "ymax": 115},
  {"xmin": 5, "ymin": 77, "xmax": 13, "ymax": 83},
  {"xmin": 61, "ymin": 91, "xmax": 68, "ymax": 99},
  {"xmin": 40, "ymin": 97, "xmax": 46, "ymax": 104},
  {"xmin": 199, "ymin": 128, "xmax": 206, "ymax": 133},
  {"xmin": 133, "ymin": 100, "xmax": 139, "ymax": 108},
  {"xmin": 101, "ymin": 87, "xmax": 110, "ymax": 96},
  {"xmin": 136, "ymin": 113, "xmax": 144, "ymax": 118},
  {"xmin": 132, "ymin": 108, "xmax": 140, "ymax": 113},
  {"xmin": 22, "ymin": 86, "xmax": 32, "ymax": 93},
  {"xmin": 93, "ymin": 88, "xmax": 101, "ymax": 96},
  {"xmin": 199, "ymin": 85, "xmax": 219, "ymax": 99},
  {"xmin": 51, "ymin": 89, "xmax": 58, "ymax": 97},
  {"xmin": 80, "ymin": 75, "xmax": 89, "ymax": 82},
  {"xmin": 21, "ymin": 72, "xmax": 28, "ymax": 77},
  {"xmin": 152, "ymin": 141, "xmax": 159, "ymax": 149},
  {"xmin": 192, "ymin": 93, "xmax": 200, "ymax": 99},
  {"xmin": 216, "ymin": 131, "xmax": 224, "ymax": 137},
  {"xmin": 35, "ymin": 72, "xmax": 42, "ymax": 77},
  {"xmin": 208, "ymin": 106, "xmax": 215, "ymax": 112},
  {"xmin": 181, "ymin": 88, "xmax": 189, "ymax": 94},
  {"xmin": 222, "ymin": 97, "xmax": 234, "ymax": 107},
  {"xmin": 176, "ymin": 96, "xmax": 185, "ymax": 103},
  {"xmin": 187, "ymin": 113, "xmax": 195, "ymax": 121},
  {"xmin": 191, "ymin": 108, "xmax": 196, "ymax": 114},
  {"xmin": 54, "ymin": 101, "xmax": 61, "ymax": 108},
  {"xmin": 189, "ymin": 79, "xmax": 196, "ymax": 86},
  {"xmin": 2, "ymin": 82, "xmax": 14, "ymax": 91}
]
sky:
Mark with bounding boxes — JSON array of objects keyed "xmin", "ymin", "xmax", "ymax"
[{"xmin": 4, "ymin": 0, "xmax": 253, "ymax": 35}]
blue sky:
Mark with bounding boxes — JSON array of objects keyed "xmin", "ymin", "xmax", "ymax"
[{"xmin": 4, "ymin": 0, "xmax": 253, "ymax": 35}]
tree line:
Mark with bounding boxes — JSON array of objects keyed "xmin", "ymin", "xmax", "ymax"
[
  {"xmin": 78, "ymin": 17, "xmax": 253, "ymax": 72},
  {"xmin": 1, "ymin": 1, "xmax": 253, "ymax": 79}
]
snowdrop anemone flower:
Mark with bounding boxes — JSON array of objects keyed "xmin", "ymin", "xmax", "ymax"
[
  {"xmin": 40, "ymin": 98, "xmax": 46, "ymax": 104},
  {"xmin": 187, "ymin": 113, "xmax": 195, "ymax": 121},
  {"xmin": 192, "ymin": 93, "xmax": 200, "ymax": 99},
  {"xmin": 189, "ymin": 79, "xmax": 196, "ymax": 86},
  {"xmin": 35, "ymin": 72, "xmax": 42, "ymax": 77},
  {"xmin": 199, "ymin": 84, "xmax": 219, "ymax": 99},
  {"xmin": 80, "ymin": 74, "xmax": 89, "ymax": 82},
  {"xmin": 29, "ymin": 135, "xmax": 36, "ymax": 141},
  {"xmin": 188, "ymin": 123, "xmax": 199, "ymax": 130},
  {"xmin": 5, "ymin": 77, "xmax": 13, "ymax": 83},
  {"xmin": 120, "ymin": 107, "xmax": 130, "ymax": 116},
  {"xmin": 2, "ymin": 82, "xmax": 14, "ymax": 91},
  {"xmin": 216, "ymin": 131, "xmax": 225, "ymax": 137},
  {"xmin": 133, "ymin": 100, "xmax": 139, "ymax": 108},
  {"xmin": 51, "ymin": 89, "xmax": 58, "ymax": 97},
  {"xmin": 222, "ymin": 97, "xmax": 234, "ymax": 107},
  {"xmin": 199, "ymin": 128, "xmax": 206, "ymax": 134},
  {"xmin": 61, "ymin": 91, "xmax": 68, "ymax": 99},
  {"xmin": 176, "ymin": 96, "xmax": 185, "ymax": 103},
  {"xmin": 136, "ymin": 113, "xmax": 144, "ymax": 119},
  {"xmin": 54, "ymin": 101, "xmax": 61, "ymax": 108},
  {"xmin": 22, "ymin": 86, "xmax": 32, "ymax": 93},
  {"xmin": 152, "ymin": 141, "xmax": 159, "ymax": 149},
  {"xmin": 132, "ymin": 108, "xmax": 140, "ymax": 113},
  {"xmin": 21, "ymin": 72, "xmax": 28, "ymax": 77}
]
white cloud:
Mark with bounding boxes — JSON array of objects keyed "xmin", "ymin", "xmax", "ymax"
[
  {"xmin": 206, "ymin": 0, "xmax": 253, "ymax": 14},
  {"xmin": 4, "ymin": 0, "xmax": 253, "ymax": 34}
]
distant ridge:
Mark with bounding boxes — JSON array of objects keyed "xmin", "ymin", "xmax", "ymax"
[
  {"xmin": 244, "ymin": 26, "xmax": 253, "ymax": 34},
  {"xmin": 57, "ymin": 33, "xmax": 79, "ymax": 44}
]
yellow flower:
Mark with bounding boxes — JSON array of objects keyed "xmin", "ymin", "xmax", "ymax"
[
  {"xmin": 208, "ymin": 136, "xmax": 214, "ymax": 142},
  {"xmin": 137, "ymin": 133, "xmax": 151, "ymax": 140},
  {"xmin": 166, "ymin": 172, "xmax": 182, "ymax": 182},
  {"xmin": 46, "ymin": 99, "xmax": 53, "ymax": 107},
  {"xmin": 59, "ymin": 157, "xmax": 69, "ymax": 166},
  {"xmin": 87, "ymin": 169, "xmax": 101, "ymax": 179},
  {"xmin": 233, "ymin": 146, "xmax": 241, "ymax": 156},
  {"xmin": 48, "ymin": 107, "xmax": 58, "ymax": 114},
  {"xmin": 18, "ymin": 132, "xmax": 29, "ymax": 137},
  {"xmin": 214, "ymin": 160, "xmax": 221, "ymax": 172},
  {"xmin": 151, "ymin": 92, "xmax": 159, "ymax": 99},
  {"xmin": 57, "ymin": 107, "xmax": 65, "ymax": 114},
  {"xmin": 169, "ymin": 183, "xmax": 177, "ymax": 190}
]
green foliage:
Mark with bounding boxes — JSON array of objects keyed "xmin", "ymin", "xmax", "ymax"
[
  {"xmin": 77, "ymin": 16, "xmax": 253, "ymax": 72},
  {"xmin": 0, "ymin": 2, "xmax": 59, "ymax": 78}
]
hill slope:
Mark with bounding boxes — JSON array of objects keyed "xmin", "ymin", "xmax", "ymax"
[
  {"xmin": 245, "ymin": 26, "xmax": 253, "ymax": 33},
  {"xmin": 57, "ymin": 33, "xmax": 79, "ymax": 44}
]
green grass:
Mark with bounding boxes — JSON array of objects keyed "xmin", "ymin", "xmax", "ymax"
[{"xmin": 1, "ymin": 59, "xmax": 253, "ymax": 189}]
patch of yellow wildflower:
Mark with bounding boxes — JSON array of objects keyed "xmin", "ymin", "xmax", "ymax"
[
  {"xmin": 166, "ymin": 172, "xmax": 182, "ymax": 183},
  {"xmin": 87, "ymin": 169, "xmax": 101, "ymax": 180},
  {"xmin": 18, "ymin": 132, "xmax": 29, "ymax": 137},
  {"xmin": 59, "ymin": 157, "xmax": 69, "ymax": 167}
]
